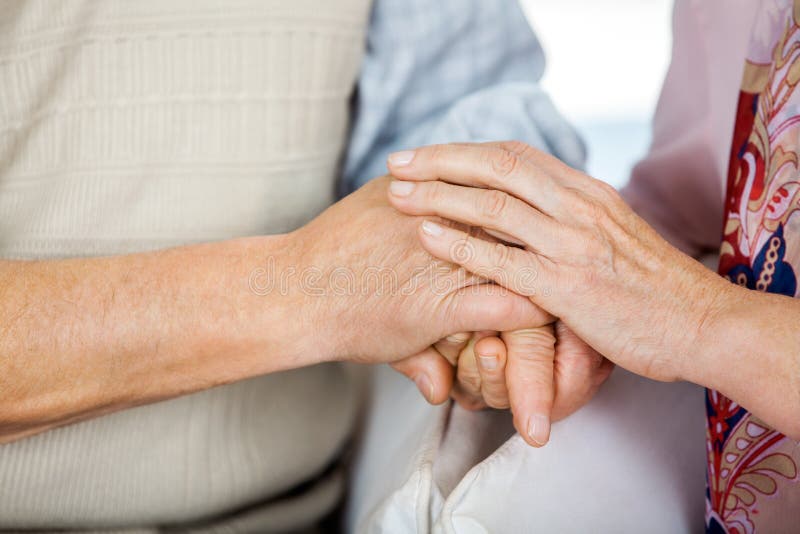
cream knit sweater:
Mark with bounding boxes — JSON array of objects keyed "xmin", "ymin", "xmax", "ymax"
[{"xmin": 0, "ymin": 1, "xmax": 370, "ymax": 531}]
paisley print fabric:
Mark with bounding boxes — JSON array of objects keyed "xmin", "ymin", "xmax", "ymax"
[{"xmin": 708, "ymin": 1, "xmax": 800, "ymax": 531}]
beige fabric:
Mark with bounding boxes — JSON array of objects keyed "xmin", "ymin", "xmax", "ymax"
[
  {"xmin": 0, "ymin": 0, "xmax": 370, "ymax": 530},
  {"xmin": 349, "ymin": 366, "xmax": 707, "ymax": 534},
  {"xmin": 0, "ymin": 0, "xmax": 370, "ymax": 259}
]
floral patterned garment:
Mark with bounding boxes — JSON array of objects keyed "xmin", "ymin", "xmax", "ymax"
[{"xmin": 708, "ymin": 1, "xmax": 800, "ymax": 531}]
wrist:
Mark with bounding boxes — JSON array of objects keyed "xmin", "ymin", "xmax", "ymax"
[
  {"xmin": 678, "ymin": 273, "xmax": 741, "ymax": 388},
  {"xmin": 239, "ymin": 231, "xmax": 337, "ymax": 372},
  {"xmin": 246, "ymin": 230, "xmax": 341, "ymax": 370},
  {"xmin": 683, "ymin": 280, "xmax": 800, "ymax": 437}
]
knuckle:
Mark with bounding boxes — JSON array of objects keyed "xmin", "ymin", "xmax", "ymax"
[
  {"xmin": 592, "ymin": 179, "xmax": 619, "ymax": 201},
  {"xmin": 510, "ymin": 327, "xmax": 557, "ymax": 347},
  {"xmin": 579, "ymin": 233, "xmax": 605, "ymax": 260},
  {"xmin": 488, "ymin": 148, "xmax": 521, "ymax": 179},
  {"xmin": 570, "ymin": 197, "xmax": 589, "ymax": 219},
  {"xmin": 584, "ymin": 180, "xmax": 624, "ymax": 214},
  {"xmin": 585, "ymin": 198, "xmax": 606, "ymax": 221},
  {"xmin": 490, "ymin": 241, "xmax": 514, "ymax": 269},
  {"xmin": 513, "ymin": 366, "xmax": 555, "ymax": 393},
  {"xmin": 425, "ymin": 144, "xmax": 446, "ymax": 165},
  {"xmin": 572, "ymin": 193, "xmax": 598, "ymax": 218},
  {"xmin": 503, "ymin": 140, "xmax": 530, "ymax": 155},
  {"xmin": 425, "ymin": 181, "xmax": 444, "ymax": 203},
  {"xmin": 457, "ymin": 373, "xmax": 482, "ymax": 395},
  {"xmin": 594, "ymin": 197, "xmax": 615, "ymax": 222},
  {"xmin": 445, "ymin": 332, "xmax": 472, "ymax": 345},
  {"xmin": 480, "ymin": 190, "xmax": 510, "ymax": 221},
  {"xmin": 514, "ymin": 346, "xmax": 556, "ymax": 366},
  {"xmin": 575, "ymin": 198, "xmax": 614, "ymax": 235}
]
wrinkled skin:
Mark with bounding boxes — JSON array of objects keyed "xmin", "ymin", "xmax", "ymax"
[
  {"xmin": 287, "ymin": 176, "xmax": 552, "ymax": 366},
  {"xmin": 386, "ymin": 141, "xmax": 731, "ymax": 385},
  {"xmin": 293, "ymin": 176, "xmax": 612, "ymax": 446}
]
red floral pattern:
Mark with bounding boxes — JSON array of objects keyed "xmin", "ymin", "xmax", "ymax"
[{"xmin": 708, "ymin": 1, "xmax": 800, "ymax": 531}]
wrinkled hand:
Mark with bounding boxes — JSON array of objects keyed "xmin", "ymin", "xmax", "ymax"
[
  {"xmin": 385, "ymin": 141, "xmax": 730, "ymax": 385},
  {"xmin": 392, "ymin": 322, "xmax": 613, "ymax": 447},
  {"xmin": 287, "ymin": 176, "xmax": 552, "ymax": 370}
]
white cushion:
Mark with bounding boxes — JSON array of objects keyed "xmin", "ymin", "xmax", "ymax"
[{"xmin": 348, "ymin": 366, "xmax": 706, "ymax": 533}]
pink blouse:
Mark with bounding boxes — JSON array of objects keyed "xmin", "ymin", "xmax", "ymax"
[
  {"xmin": 623, "ymin": 1, "xmax": 800, "ymax": 531},
  {"xmin": 622, "ymin": 0, "xmax": 758, "ymax": 257}
]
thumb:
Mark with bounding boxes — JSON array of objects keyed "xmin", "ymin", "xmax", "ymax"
[
  {"xmin": 391, "ymin": 347, "xmax": 455, "ymax": 405},
  {"xmin": 498, "ymin": 326, "xmax": 557, "ymax": 447}
]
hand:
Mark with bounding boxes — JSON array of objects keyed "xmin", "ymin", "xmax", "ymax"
[
  {"xmin": 285, "ymin": 176, "xmax": 552, "ymax": 375},
  {"xmin": 385, "ymin": 142, "xmax": 731, "ymax": 385},
  {"xmin": 392, "ymin": 323, "xmax": 613, "ymax": 447}
]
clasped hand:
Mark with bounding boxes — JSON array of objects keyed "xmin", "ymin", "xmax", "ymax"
[
  {"xmin": 286, "ymin": 176, "xmax": 613, "ymax": 447},
  {"xmin": 382, "ymin": 141, "xmax": 735, "ymax": 442}
]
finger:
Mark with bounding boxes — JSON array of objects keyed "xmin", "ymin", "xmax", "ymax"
[
  {"xmin": 387, "ymin": 143, "xmax": 565, "ymax": 216},
  {"xmin": 433, "ymin": 332, "xmax": 472, "ymax": 366},
  {"xmin": 391, "ymin": 347, "xmax": 455, "ymax": 405},
  {"xmin": 456, "ymin": 221, "xmax": 526, "ymax": 250},
  {"xmin": 503, "ymin": 327, "xmax": 557, "ymax": 447},
  {"xmin": 451, "ymin": 331, "xmax": 496, "ymax": 410},
  {"xmin": 550, "ymin": 322, "xmax": 615, "ymax": 422},
  {"xmin": 444, "ymin": 280, "xmax": 555, "ymax": 335},
  {"xmin": 419, "ymin": 220, "xmax": 554, "ymax": 303},
  {"xmin": 451, "ymin": 141, "xmax": 583, "ymax": 188},
  {"xmin": 482, "ymin": 141, "xmax": 579, "ymax": 181},
  {"xmin": 474, "ymin": 335, "xmax": 510, "ymax": 409},
  {"xmin": 451, "ymin": 337, "xmax": 483, "ymax": 409},
  {"xmin": 388, "ymin": 179, "xmax": 564, "ymax": 257},
  {"xmin": 433, "ymin": 332, "xmax": 482, "ymax": 410}
]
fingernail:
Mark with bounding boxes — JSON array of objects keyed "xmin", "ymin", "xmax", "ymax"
[
  {"xmin": 421, "ymin": 220, "xmax": 444, "ymax": 237},
  {"xmin": 478, "ymin": 355, "xmax": 497, "ymax": 370},
  {"xmin": 389, "ymin": 180, "xmax": 415, "ymax": 197},
  {"xmin": 388, "ymin": 150, "xmax": 416, "ymax": 166},
  {"xmin": 526, "ymin": 414, "xmax": 551, "ymax": 446},
  {"xmin": 415, "ymin": 374, "xmax": 435, "ymax": 403}
]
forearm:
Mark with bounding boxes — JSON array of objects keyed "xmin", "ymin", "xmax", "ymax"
[
  {"xmin": 620, "ymin": 189, "xmax": 798, "ymax": 433},
  {"xmin": 688, "ymin": 283, "xmax": 800, "ymax": 439},
  {"xmin": 0, "ymin": 235, "xmax": 311, "ymax": 442}
]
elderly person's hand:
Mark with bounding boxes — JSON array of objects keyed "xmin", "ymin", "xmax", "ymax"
[
  {"xmin": 385, "ymin": 141, "xmax": 726, "ymax": 380},
  {"xmin": 285, "ymin": 175, "xmax": 554, "ymax": 367},
  {"xmin": 299, "ymin": 176, "xmax": 611, "ymax": 447},
  {"xmin": 393, "ymin": 323, "xmax": 613, "ymax": 447},
  {"xmin": 382, "ymin": 141, "xmax": 800, "ymax": 440}
]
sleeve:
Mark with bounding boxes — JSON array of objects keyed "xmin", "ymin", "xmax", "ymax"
[
  {"xmin": 341, "ymin": 0, "xmax": 586, "ymax": 195},
  {"xmin": 620, "ymin": 0, "xmax": 753, "ymax": 258}
]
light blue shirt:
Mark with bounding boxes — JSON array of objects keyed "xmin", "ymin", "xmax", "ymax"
[{"xmin": 342, "ymin": 0, "xmax": 586, "ymax": 194}]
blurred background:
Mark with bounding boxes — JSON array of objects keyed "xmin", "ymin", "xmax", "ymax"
[{"xmin": 521, "ymin": 0, "xmax": 674, "ymax": 188}]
